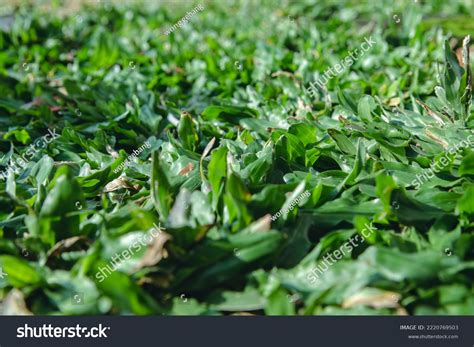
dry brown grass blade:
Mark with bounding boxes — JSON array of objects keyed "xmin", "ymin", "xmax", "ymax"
[
  {"xmin": 342, "ymin": 290, "xmax": 401, "ymax": 309},
  {"xmin": 0, "ymin": 289, "xmax": 32, "ymax": 315},
  {"xmin": 424, "ymin": 128, "xmax": 450, "ymax": 149},
  {"xmin": 415, "ymin": 99, "xmax": 448, "ymax": 126},
  {"xmin": 134, "ymin": 231, "xmax": 172, "ymax": 270},
  {"xmin": 47, "ymin": 236, "xmax": 86, "ymax": 258}
]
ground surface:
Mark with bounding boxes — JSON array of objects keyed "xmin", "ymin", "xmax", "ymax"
[{"xmin": 0, "ymin": 0, "xmax": 473, "ymax": 315}]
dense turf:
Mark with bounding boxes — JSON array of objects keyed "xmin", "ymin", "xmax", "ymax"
[{"xmin": 0, "ymin": 0, "xmax": 473, "ymax": 315}]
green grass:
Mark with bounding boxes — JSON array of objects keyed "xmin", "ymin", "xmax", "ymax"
[{"xmin": 0, "ymin": 0, "xmax": 473, "ymax": 315}]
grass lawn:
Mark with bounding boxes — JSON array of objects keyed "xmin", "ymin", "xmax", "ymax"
[{"xmin": 0, "ymin": 0, "xmax": 473, "ymax": 315}]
